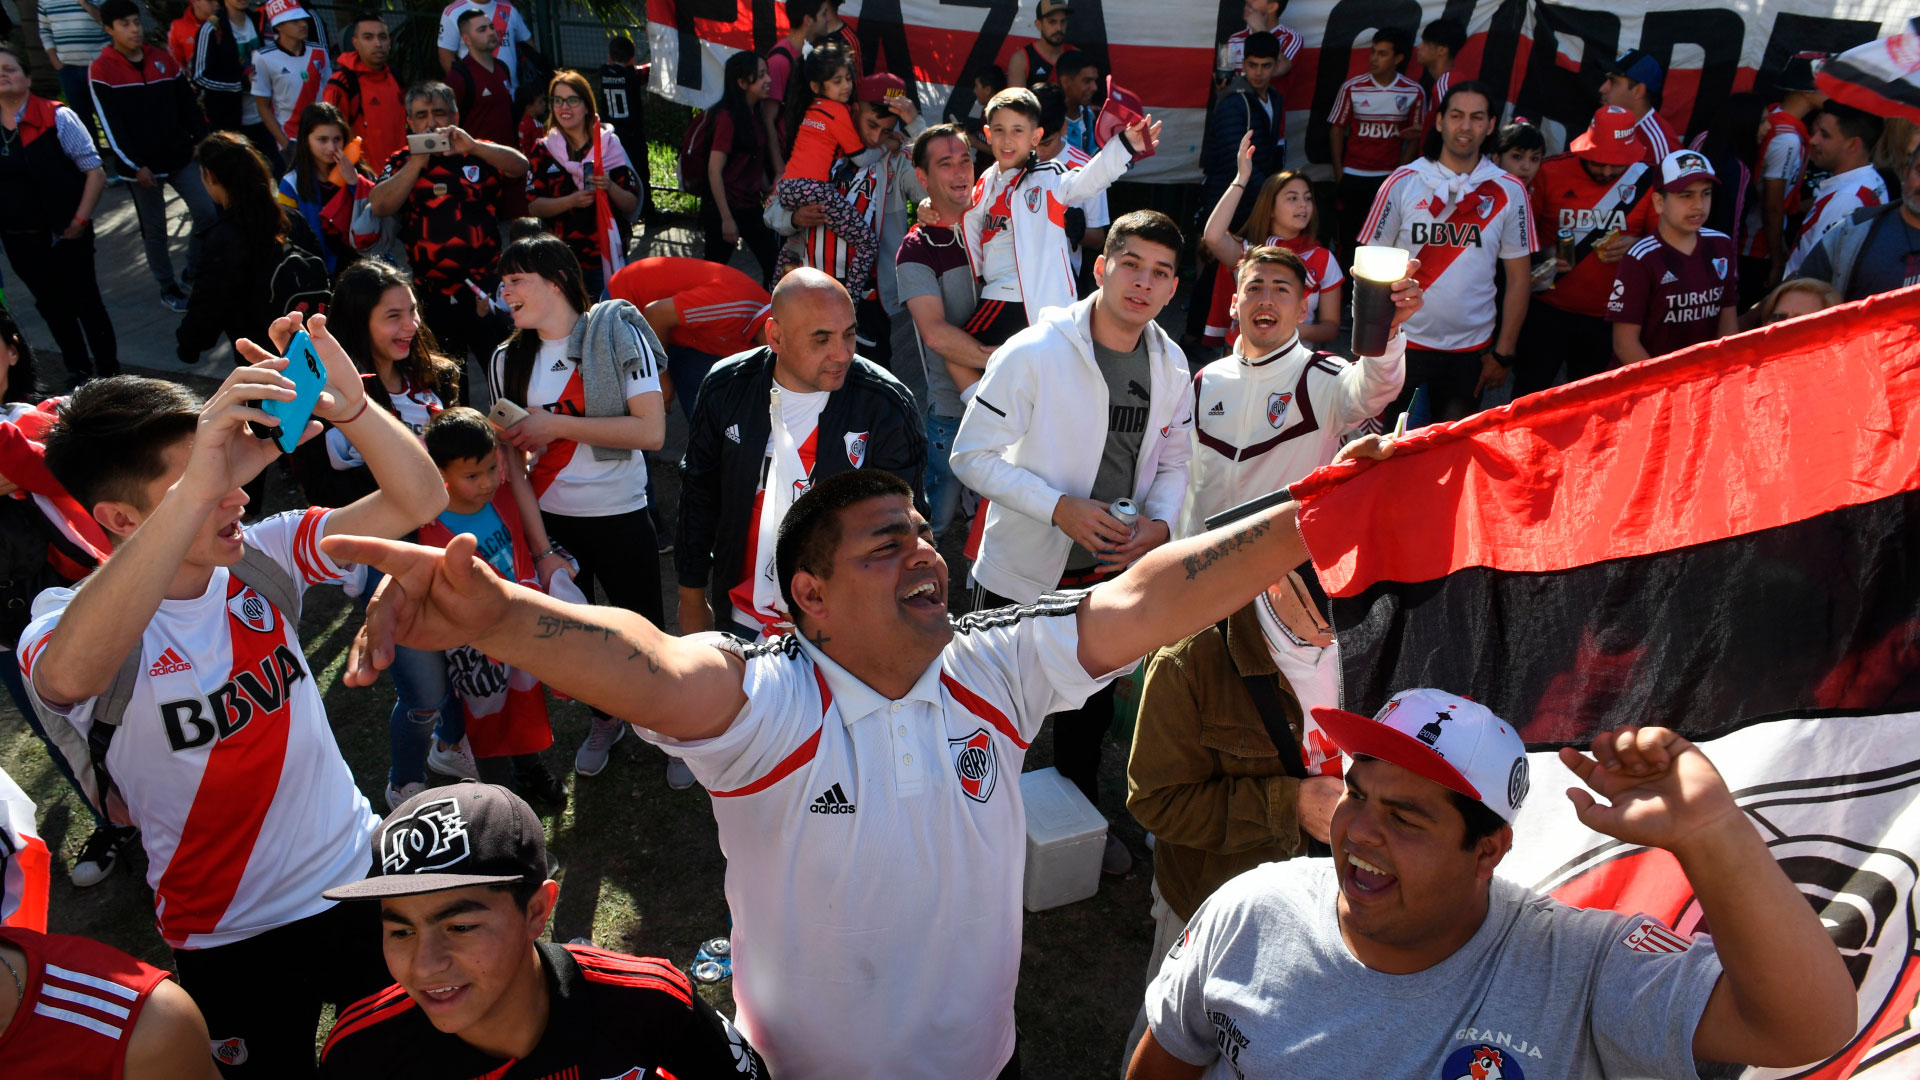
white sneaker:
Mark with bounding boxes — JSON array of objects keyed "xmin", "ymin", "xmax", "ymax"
[
  {"xmin": 428, "ymin": 737, "xmax": 479, "ymax": 780},
  {"xmin": 70, "ymin": 824, "xmax": 136, "ymax": 888},
  {"xmin": 666, "ymin": 757, "xmax": 696, "ymax": 790},
  {"xmin": 575, "ymin": 717, "xmax": 627, "ymax": 776},
  {"xmin": 386, "ymin": 781, "xmax": 426, "ymax": 811}
]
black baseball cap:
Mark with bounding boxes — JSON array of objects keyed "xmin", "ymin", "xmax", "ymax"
[
  {"xmin": 1601, "ymin": 49, "xmax": 1665, "ymax": 94},
  {"xmin": 324, "ymin": 782, "xmax": 548, "ymax": 900}
]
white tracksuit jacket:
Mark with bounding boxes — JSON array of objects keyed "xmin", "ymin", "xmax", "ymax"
[
  {"xmin": 1176, "ymin": 332, "xmax": 1405, "ymax": 539},
  {"xmin": 951, "ymin": 297, "xmax": 1195, "ymax": 604},
  {"xmin": 962, "ymin": 134, "xmax": 1138, "ymax": 326}
]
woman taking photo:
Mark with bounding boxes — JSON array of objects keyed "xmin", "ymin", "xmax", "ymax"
[
  {"xmin": 0, "ymin": 43, "xmax": 116, "ymax": 387},
  {"xmin": 177, "ymin": 130, "xmax": 321, "ymax": 367},
  {"xmin": 526, "ymin": 69, "xmax": 640, "ymax": 297},
  {"xmin": 488, "ymin": 234, "xmax": 673, "ymax": 784},
  {"xmin": 277, "ymin": 101, "xmax": 375, "ymax": 274},
  {"xmin": 701, "ymin": 48, "xmax": 779, "ymax": 281},
  {"xmin": 1200, "ymin": 133, "xmax": 1345, "ymax": 349}
]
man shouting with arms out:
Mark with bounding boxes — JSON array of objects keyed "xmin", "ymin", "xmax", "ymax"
[{"xmin": 325, "ymin": 435, "xmax": 1397, "ymax": 1079}]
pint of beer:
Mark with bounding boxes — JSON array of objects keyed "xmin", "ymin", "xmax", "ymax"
[{"xmin": 1350, "ymin": 246, "xmax": 1410, "ymax": 356}]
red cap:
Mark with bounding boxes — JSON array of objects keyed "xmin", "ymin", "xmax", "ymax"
[
  {"xmin": 1093, "ymin": 77, "xmax": 1153, "ymax": 158},
  {"xmin": 1569, "ymin": 106, "xmax": 1644, "ymax": 167},
  {"xmin": 855, "ymin": 73, "xmax": 906, "ymax": 103}
]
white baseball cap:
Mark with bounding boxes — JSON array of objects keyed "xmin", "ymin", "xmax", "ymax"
[
  {"xmin": 263, "ymin": 0, "xmax": 309, "ymax": 26},
  {"xmin": 1312, "ymin": 689, "xmax": 1530, "ymax": 824},
  {"xmin": 1656, "ymin": 148, "xmax": 1719, "ymax": 194}
]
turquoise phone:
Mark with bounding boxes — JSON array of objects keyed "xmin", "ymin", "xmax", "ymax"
[{"xmin": 256, "ymin": 330, "xmax": 328, "ymax": 454}]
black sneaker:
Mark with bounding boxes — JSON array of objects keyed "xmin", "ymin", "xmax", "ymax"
[
  {"xmin": 513, "ymin": 752, "xmax": 569, "ymax": 808},
  {"xmin": 159, "ymin": 286, "xmax": 190, "ymax": 313},
  {"xmin": 71, "ymin": 824, "xmax": 137, "ymax": 888}
]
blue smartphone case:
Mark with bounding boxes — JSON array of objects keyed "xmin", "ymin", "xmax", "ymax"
[{"xmin": 260, "ymin": 331, "xmax": 328, "ymax": 453}]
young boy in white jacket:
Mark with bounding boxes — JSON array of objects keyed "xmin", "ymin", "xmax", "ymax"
[
  {"xmin": 950, "ymin": 210, "xmax": 1194, "ymax": 877},
  {"xmin": 962, "ymin": 87, "xmax": 1161, "ymax": 346}
]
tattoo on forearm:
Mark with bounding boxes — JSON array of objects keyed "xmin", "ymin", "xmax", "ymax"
[
  {"xmin": 627, "ymin": 645, "xmax": 662, "ymax": 674},
  {"xmin": 1181, "ymin": 518, "xmax": 1273, "ymax": 581},
  {"xmin": 534, "ymin": 615, "xmax": 615, "ymax": 641}
]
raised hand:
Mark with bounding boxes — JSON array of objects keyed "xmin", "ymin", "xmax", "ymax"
[
  {"xmin": 246, "ymin": 311, "xmax": 369, "ymax": 424},
  {"xmin": 178, "ymin": 360, "xmax": 308, "ymax": 503},
  {"xmin": 1558, "ymin": 726, "xmax": 1745, "ymax": 854},
  {"xmin": 1122, "ymin": 115, "xmax": 1162, "ymax": 155},
  {"xmin": 320, "ymin": 533, "xmax": 515, "ymax": 683},
  {"xmin": 1234, "ymin": 130, "xmax": 1254, "ymax": 184}
]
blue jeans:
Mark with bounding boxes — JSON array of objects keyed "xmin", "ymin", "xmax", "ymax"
[
  {"xmin": 55, "ymin": 65, "xmax": 99, "ymax": 142},
  {"xmin": 666, "ymin": 344, "xmax": 723, "ymax": 425},
  {"xmin": 925, "ymin": 413, "xmax": 963, "ymax": 540},
  {"xmin": 358, "ymin": 567, "xmax": 461, "ymax": 786}
]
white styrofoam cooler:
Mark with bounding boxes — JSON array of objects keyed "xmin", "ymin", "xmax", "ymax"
[{"xmin": 1021, "ymin": 767, "xmax": 1108, "ymax": 911}]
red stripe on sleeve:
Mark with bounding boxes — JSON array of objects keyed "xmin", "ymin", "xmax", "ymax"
[
  {"xmin": 940, "ymin": 673, "xmax": 1029, "ymax": 750},
  {"xmin": 321, "ymin": 990, "xmax": 418, "ymax": 1059},
  {"xmin": 710, "ymin": 666, "xmax": 832, "ymax": 798}
]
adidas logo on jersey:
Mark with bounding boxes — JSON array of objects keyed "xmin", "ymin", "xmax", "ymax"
[
  {"xmin": 1660, "ymin": 270, "xmax": 1680, "ymax": 284},
  {"xmin": 809, "ymin": 782, "xmax": 855, "ymax": 814},
  {"xmin": 724, "ymin": 424, "xmax": 741, "ymax": 444},
  {"xmin": 148, "ymin": 648, "xmax": 192, "ymax": 676},
  {"xmin": 1207, "ymin": 401, "xmax": 1225, "ymax": 416},
  {"xmin": 550, "ymin": 358, "xmax": 569, "ymax": 372}
]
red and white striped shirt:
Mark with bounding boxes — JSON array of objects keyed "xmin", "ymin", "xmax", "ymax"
[
  {"xmin": 20, "ymin": 509, "xmax": 378, "ymax": 949},
  {"xmin": 1784, "ymin": 163, "xmax": 1888, "ymax": 278},
  {"xmin": 1633, "ymin": 107, "xmax": 1681, "ymax": 165},
  {"xmin": 1223, "ymin": 21, "xmax": 1302, "ymax": 74}
]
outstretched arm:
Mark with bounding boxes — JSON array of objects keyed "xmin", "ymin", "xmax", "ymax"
[
  {"xmin": 1560, "ymin": 728, "xmax": 1855, "ymax": 1067},
  {"xmin": 325, "ymin": 533, "xmax": 748, "ymax": 740}
]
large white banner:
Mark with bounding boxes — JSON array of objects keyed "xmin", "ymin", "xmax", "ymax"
[
  {"xmin": 647, "ymin": 0, "xmax": 1910, "ymax": 182},
  {"xmin": 1504, "ymin": 716, "xmax": 1920, "ymax": 1079}
]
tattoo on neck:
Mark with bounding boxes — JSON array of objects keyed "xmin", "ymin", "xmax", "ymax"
[
  {"xmin": 1181, "ymin": 517, "xmax": 1273, "ymax": 581},
  {"xmin": 810, "ymin": 628, "xmax": 830, "ymax": 648}
]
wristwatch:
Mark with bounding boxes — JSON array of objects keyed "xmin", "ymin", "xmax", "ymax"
[{"xmin": 1489, "ymin": 350, "xmax": 1516, "ymax": 367}]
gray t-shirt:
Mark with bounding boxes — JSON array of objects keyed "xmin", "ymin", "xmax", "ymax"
[
  {"xmin": 1846, "ymin": 211, "xmax": 1920, "ymax": 301},
  {"xmin": 895, "ymin": 223, "xmax": 978, "ymax": 419},
  {"xmin": 1066, "ymin": 336, "xmax": 1152, "ymax": 571},
  {"xmin": 1147, "ymin": 861, "xmax": 1723, "ymax": 1080}
]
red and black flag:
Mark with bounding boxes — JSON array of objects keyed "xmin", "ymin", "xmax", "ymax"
[
  {"xmin": 1295, "ymin": 284, "xmax": 1920, "ymax": 1078},
  {"xmin": 1818, "ymin": 17, "xmax": 1920, "ymax": 126}
]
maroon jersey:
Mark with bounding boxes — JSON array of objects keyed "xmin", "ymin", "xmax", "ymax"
[
  {"xmin": 0, "ymin": 927, "xmax": 173, "ymax": 1078},
  {"xmin": 1606, "ymin": 228, "xmax": 1737, "ymax": 358},
  {"xmin": 447, "ymin": 53, "xmax": 514, "ymax": 147}
]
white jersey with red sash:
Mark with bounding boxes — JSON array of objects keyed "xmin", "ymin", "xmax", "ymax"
[
  {"xmin": 19, "ymin": 509, "xmax": 377, "ymax": 949},
  {"xmin": 1743, "ymin": 107, "xmax": 1809, "ymax": 259},
  {"xmin": 1363, "ymin": 156, "xmax": 1536, "ymax": 352},
  {"xmin": 802, "ymin": 160, "xmax": 887, "ymax": 294},
  {"xmin": 728, "ymin": 388, "xmax": 827, "ymax": 635},
  {"xmin": 500, "ymin": 335, "xmax": 657, "ymax": 518},
  {"xmin": 1202, "ymin": 233, "xmax": 1345, "ymax": 346}
]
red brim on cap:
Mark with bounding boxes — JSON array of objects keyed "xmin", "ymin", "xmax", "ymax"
[
  {"xmin": 1310, "ymin": 707, "xmax": 1483, "ymax": 801},
  {"xmin": 1569, "ymin": 129, "xmax": 1641, "ymax": 167}
]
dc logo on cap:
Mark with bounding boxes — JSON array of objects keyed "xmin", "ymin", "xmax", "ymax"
[
  {"xmin": 1508, "ymin": 756, "xmax": 1530, "ymax": 812},
  {"xmin": 381, "ymin": 798, "xmax": 471, "ymax": 874}
]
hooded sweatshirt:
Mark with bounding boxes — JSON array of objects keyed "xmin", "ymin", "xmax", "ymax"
[
  {"xmin": 322, "ymin": 51, "xmax": 406, "ymax": 172},
  {"xmin": 951, "ymin": 296, "xmax": 1195, "ymax": 603}
]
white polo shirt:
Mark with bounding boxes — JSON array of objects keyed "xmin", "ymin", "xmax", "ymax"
[{"xmin": 641, "ymin": 592, "xmax": 1123, "ymax": 1080}]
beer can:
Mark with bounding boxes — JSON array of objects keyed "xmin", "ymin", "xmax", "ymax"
[
  {"xmin": 1109, "ymin": 499, "xmax": 1139, "ymax": 536},
  {"xmin": 691, "ymin": 960, "xmax": 727, "ymax": 984},
  {"xmin": 1555, "ymin": 228, "xmax": 1575, "ymax": 265}
]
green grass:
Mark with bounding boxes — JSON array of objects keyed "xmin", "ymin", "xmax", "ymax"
[{"xmin": 1, "ymin": 365, "xmax": 1155, "ymax": 1076}]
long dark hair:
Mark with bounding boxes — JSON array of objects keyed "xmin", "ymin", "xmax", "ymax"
[
  {"xmin": 494, "ymin": 234, "xmax": 590, "ymax": 408},
  {"xmin": 288, "ymin": 101, "xmax": 353, "ymax": 203},
  {"xmin": 1698, "ymin": 92, "xmax": 1765, "ymax": 243},
  {"xmin": 327, "ymin": 261, "xmax": 461, "ymax": 410},
  {"xmin": 719, "ymin": 49, "xmax": 765, "ymax": 156},
  {"xmin": 0, "ymin": 306, "xmax": 42, "ymax": 406},
  {"xmin": 780, "ymin": 42, "xmax": 852, "ymax": 162},
  {"xmin": 196, "ymin": 131, "xmax": 288, "ymax": 266}
]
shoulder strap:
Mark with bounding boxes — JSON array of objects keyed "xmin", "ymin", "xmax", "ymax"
[
  {"xmin": 232, "ymin": 541, "xmax": 304, "ymax": 625},
  {"xmin": 1214, "ymin": 618, "xmax": 1308, "ymax": 780}
]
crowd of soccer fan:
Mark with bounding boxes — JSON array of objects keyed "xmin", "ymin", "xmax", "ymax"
[{"xmin": 0, "ymin": 0, "xmax": 1914, "ymax": 1075}]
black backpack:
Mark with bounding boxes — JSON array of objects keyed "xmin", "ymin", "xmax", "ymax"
[
  {"xmin": 680, "ymin": 109, "xmax": 718, "ymax": 197},
  {"xmin": 267, "ymin": 240, "xmax": 330, "ymax": 318}
]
